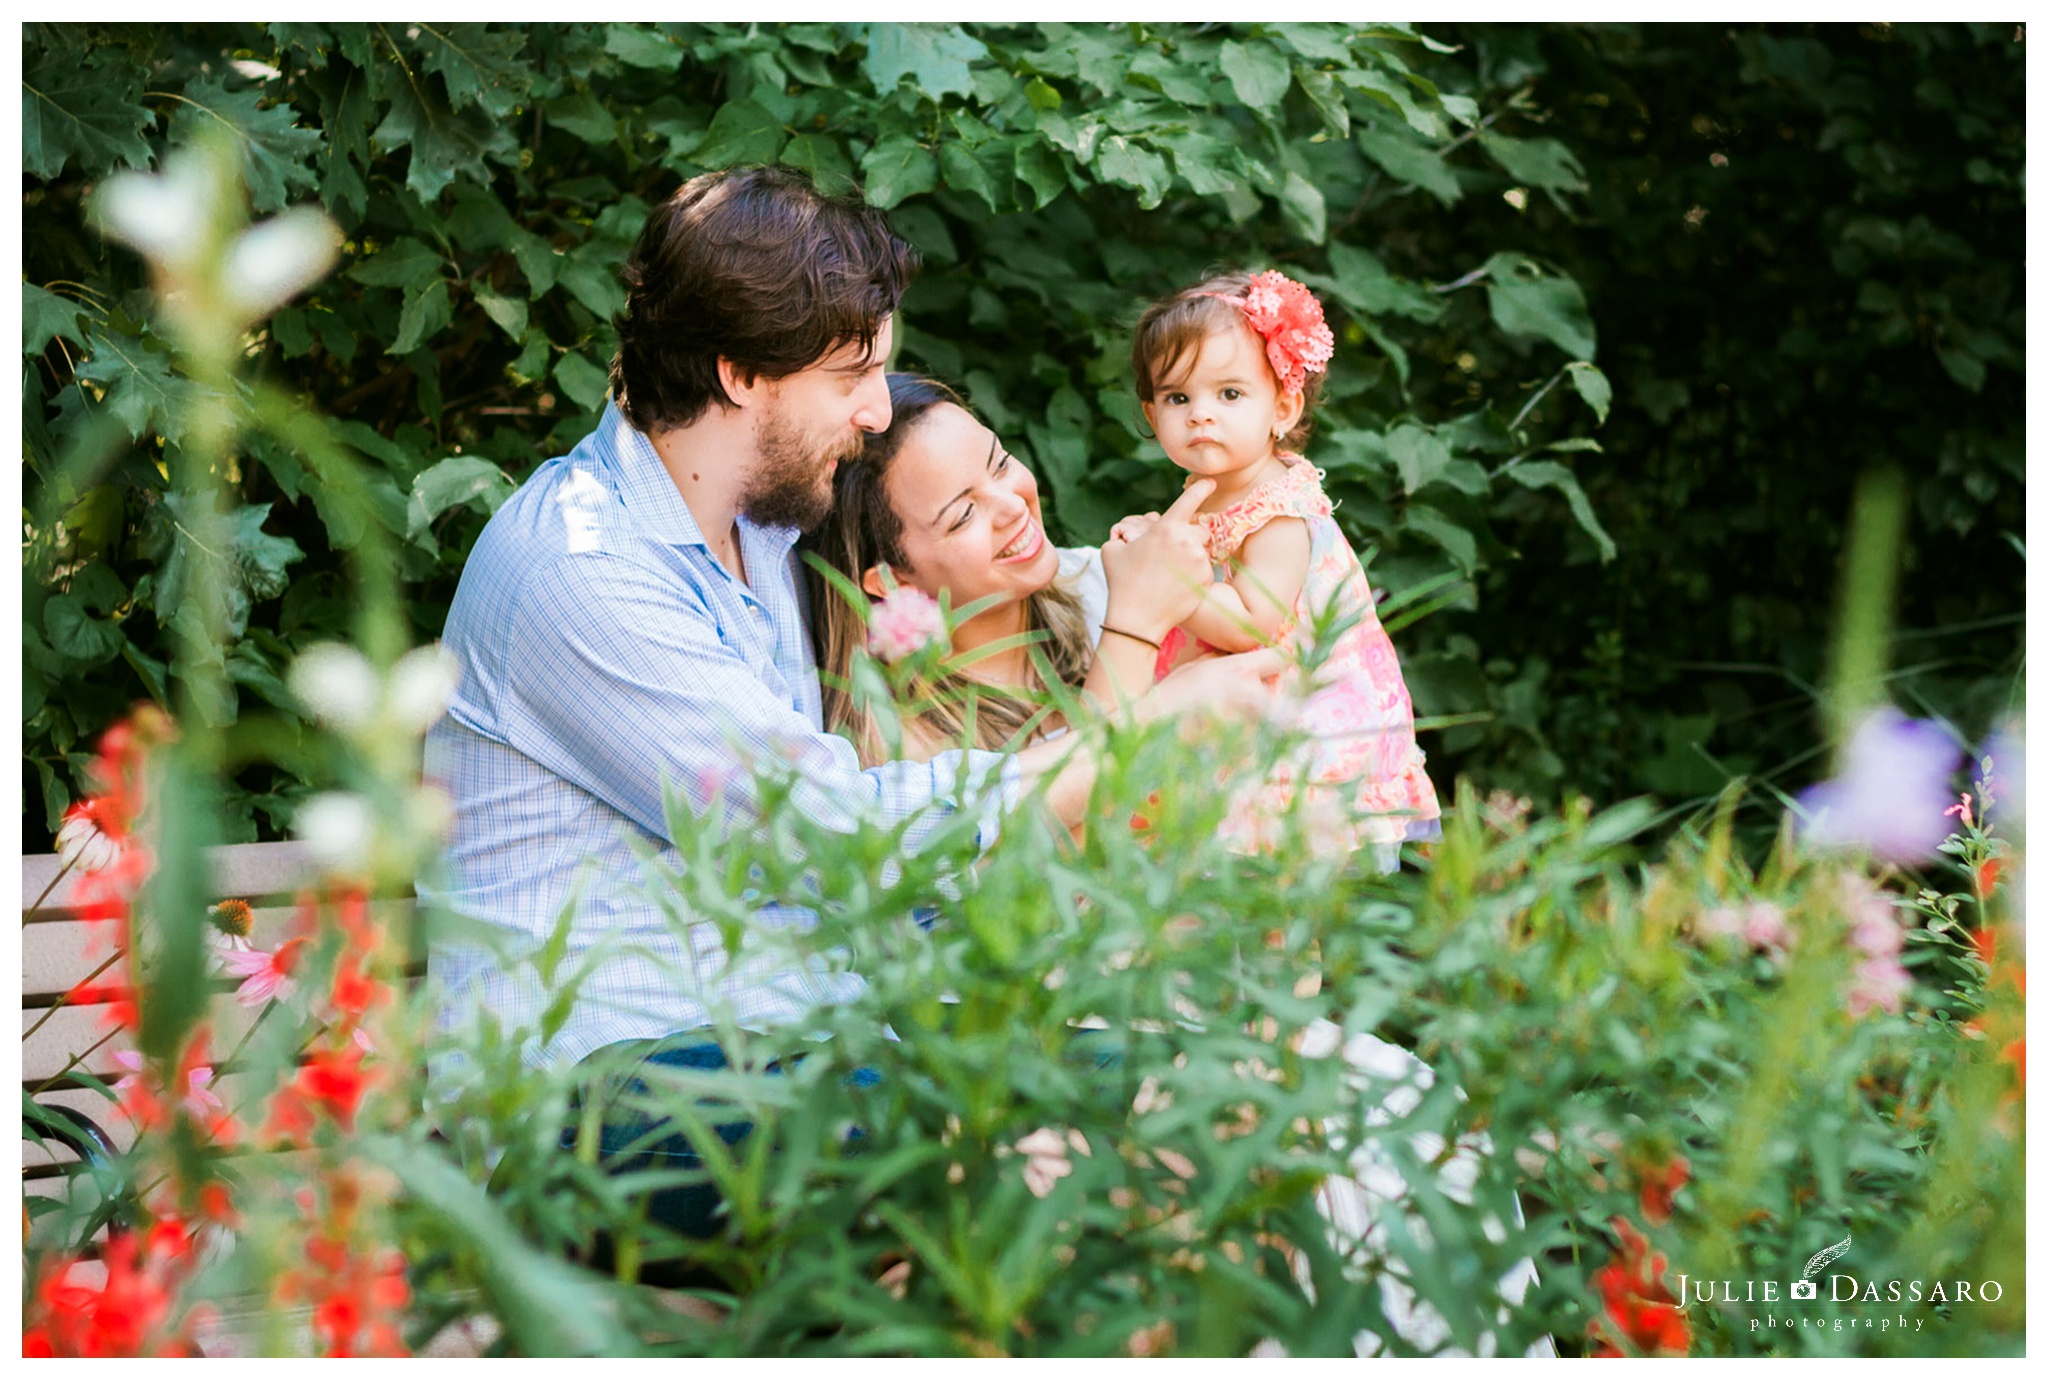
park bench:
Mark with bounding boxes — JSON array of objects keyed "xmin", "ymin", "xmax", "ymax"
[
  {"xmin": 19, "ymin": 839, "xmax": 505, "ymax": 1355},
  {"xmin": 22, "ymin": 837, "xmax": 725, "ymax": 1354}
]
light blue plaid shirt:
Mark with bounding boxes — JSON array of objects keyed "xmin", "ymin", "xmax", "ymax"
[{"xmin": 420, "ymin": 401, "xmax": 1021, "ymax": 1066}]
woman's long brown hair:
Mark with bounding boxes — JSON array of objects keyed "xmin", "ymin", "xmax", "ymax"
[{"xmin": 800, "ymin": 374, "xmax": 1094, "ymax": 766}]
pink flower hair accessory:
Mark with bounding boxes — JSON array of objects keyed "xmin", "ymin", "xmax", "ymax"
[{"xmin": 1229, "ymin": 270, "xmax": 1335, "ymax": 397}]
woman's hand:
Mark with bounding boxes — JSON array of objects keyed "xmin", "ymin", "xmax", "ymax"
[{"xmin": 1100, "ymin": 479, "xmax": 1216, "ymax": 638}]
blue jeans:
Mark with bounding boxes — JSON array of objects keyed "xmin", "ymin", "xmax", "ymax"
[{"xmin": 568, "ymin": 1039, "xmax": 880, "ymax": 1239}]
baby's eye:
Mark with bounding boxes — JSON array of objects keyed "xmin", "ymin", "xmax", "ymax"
[
  {"xmin": 1222, "ymin": 387, "xmax": 1244, "ymax": 401},
  {"xmin": 1165, "ymin": 392, "xmax": 1188, "ymax": 406}
]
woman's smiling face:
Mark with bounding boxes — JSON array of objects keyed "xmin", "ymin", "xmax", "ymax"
[{"xmin": 878, "ymin": 402, "xmax": 1059, "ymax": 613}]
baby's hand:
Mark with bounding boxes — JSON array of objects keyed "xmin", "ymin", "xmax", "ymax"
[{"xmin": 1108, "ymin": 512, "xmax": 1161, "ymax": 545}]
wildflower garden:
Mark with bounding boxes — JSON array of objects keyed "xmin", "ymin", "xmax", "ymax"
[{"xmin": 19, "ymin": 22, "xmax": 2025, "ymax": 1358}]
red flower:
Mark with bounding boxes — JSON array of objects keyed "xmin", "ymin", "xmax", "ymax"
[
  {"xmin": 1977, "ymin": 858, "xmax": 2003, "ymax": 896},
  {"xmin": 329, "ymin": 955, "xmax": 388, "ymax": 1022},
  {"xmin": 1588, "ymin": 1217, "xmax": 1690, "ymax": 1357},
  {"xmin": 305, "ymin": 1247, "xmax": 411, "ymax": 1357},
  {"xmin": 266, "ymin": 1046, "xmax": 378, "ymax": 1141},
  {"xmin": 23, "ymin": 1219, "xmax": 199, "ymax": 1357},
  {"xmin": 1638, "ymin": 1155, "xmax": 1690, "ymax": 1227}
]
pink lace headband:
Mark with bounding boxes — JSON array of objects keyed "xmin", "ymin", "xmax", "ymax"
[{"xmin": 1204, "ymin": 270, "xmax": 1334, "ymax": 397}]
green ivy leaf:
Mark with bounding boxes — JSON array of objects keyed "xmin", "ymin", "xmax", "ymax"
[
  {"xmin": 415, "ymin": 22, "xmax": 531, "ymax": 118},
  {"xmin": 1012, "ymin": 139, "xmax": 1068, "ymax": 209},
  {"xmin": 693, "ymin": 99, "xmax": 786, "ymax": 168},
  {"xmin": 603, "ymin": 24, "xmax": 684, "ymax": 72},
  {"xmin": 73, "ymin": 333, "xmax": 197, "ymax": 444},
  {"xmin": 1158, "ymin": 131, "xmax": 1244, "ymax": 198},
  {"xmin": 43, "ymin": 594, "xmax": 125, "ymax": 665},
  {"xmin": 168, "ymin": 79, "xmax": 323, "ymax": 214},
  {"xmin": 388, "ymin": 277, "xmax": 451, "ymax": 355},
  {"xmin": 556, "ymin": 250, "xmax": 628, "ymax": 321},
  {"xmin": 1388, "ymin": 424, "xmax": 1453, "ymax": 494},
  {"xmin": 21, "ymin": 46, "xmax": 154, "ymax": 180},
  {"xmin": 1296, "ymin": 66, "xmax": 1351, "ymax": 139},
  {"xmin": 938, "ymin": 141, "xmax": 998, "ymax": 211},
  {"xmin": 1357, "ymin": 126, "xmax": 1461, "ymax": 205},
  {"xmin": 1312, "ymin": 242, "xmax": 1441, "ymax": 323},
  {"xmin": 781, "ymin": 133, "xmax": 857, "ymax": 197},
  {"xmin": 1505, "ymin": 460, "xmax": 1615, "ymax": 562},
  {"xmin": 1277, "ymin": 170, "xmax": 1326, "ymax": 243},
  {"xmin": 370, "ymin": 73, "xmax": 516, "ymax": 202},
  {"xmin": 1093, "ymin": 135, "xmax": 1171, "ymax": 209},
  {"xmin": 1219, "ymin": 40, "xmax": 1292, "ymax": 116},
  {"xmin": 863, "ymin": 23, "xmax": 988, "ymax": 101},
  {"xmin": 1567, "ymin": 363, "xmax": 1612, "ymax": 425},
  {"xmin": 1483, "ymin": 253, "xmax": 1596, "ymax": 360},
  {"xmin": 547, "ymin": 88, "xmax": 617, "ymax": 146},
  {"xmin": 348, "ymin": 236, "xmax": 443, "ymax": 288},
  {"xmin": 226, "ymin": 503, "xmax": 307, "ymax": 601},
  {"xmin": 1339, "ymin": 67, "xmax": 1444, "ymax": 139},
  {"xmin": 1404, "ymin": 503, "xmax": 1479, "ymax": 572},
  {"xmin": 473, "ymin": 285, "xmax": 529, "ymax": 343},
  {"xmin": 860, "ymin": 134, "xmax": 938, "ymax": 210},
  {"xmin": 24, "ymin": 283, "xmax": 87, "ymax": 356},
  {"xmin": 406, "ymin": 454, "xmax": 517, "ymax": 544},
  {"xmin": 554, "ymin": 351, "xmax": 611, "ymax": 412},
  {"xmin": 1479, "ymin": 130, "xmax": 1588, "ymax": 194}
]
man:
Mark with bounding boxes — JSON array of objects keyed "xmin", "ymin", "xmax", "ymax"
[{"xmin": 421, "ymin": 167, "xmax": 1274, "ymax": 1230}]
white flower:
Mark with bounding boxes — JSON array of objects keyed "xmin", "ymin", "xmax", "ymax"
[
  {"xmin": 288, "ymin": 642, "xmax": 380, "ymax": 732},
  {"xmin": 386, "ymin": 643, "xmax": 461, "ymax": 736},
  {"xmin": 1014, "ymin": 1127, "xmax": 1074, "ymax": 1199},
  {"xmin": 294, "ymin": 791, "xmax": 376, "ymax": 873},
  {"xmin": 94, "ymin": 155, "xmax": 216, "ymax": 270},
  {"xmin": 222, "ymin": 208, "xmax": 342, "ymax": 319},
  {"xmin": 55, "ymin": 805, "xmax": 120, "ymax": 874}
]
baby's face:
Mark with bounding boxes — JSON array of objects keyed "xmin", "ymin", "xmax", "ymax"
[{"xmin": 1142, "ymin": 318, "xmax": 1302, "ymax": 479}]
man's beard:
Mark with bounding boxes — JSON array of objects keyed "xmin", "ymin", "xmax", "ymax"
[{"xmin": 739, "ymin": 404, "xmax": 862, "ymax": 532}]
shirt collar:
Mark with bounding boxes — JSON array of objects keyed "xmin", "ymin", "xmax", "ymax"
[{"xmin": 595, "ymin": 399, "xmax": 802, "ymax": 558}]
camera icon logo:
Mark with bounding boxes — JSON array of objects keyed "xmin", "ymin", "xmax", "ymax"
[{"xmin": 1790, "ymin": 1280, "xmax": 1818, "ymax": 1300}]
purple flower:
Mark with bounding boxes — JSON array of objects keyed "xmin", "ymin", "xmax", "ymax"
[
  {"xmin": 1977, "ymin": 727, "xmax": 2024, "ymax": 834},
  {"xmin": 1797, "ymin": 708, "xmax": 1962, "ymax": 864}
]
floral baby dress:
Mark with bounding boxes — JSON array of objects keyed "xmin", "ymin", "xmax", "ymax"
[{"xmin": 1184, "ymin": 456, "xmax": 1442, "ymax": 866}]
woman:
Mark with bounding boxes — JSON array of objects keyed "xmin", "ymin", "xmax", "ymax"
[
  {"xmin": 802, "ymin": 373, "xmax": 1144, "ymax": 764},
  {"xmin": 802, "ymin": 374, "xmax": 1549, "ymax": 1356}
]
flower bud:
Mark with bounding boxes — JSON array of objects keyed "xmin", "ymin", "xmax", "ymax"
[
  {"xmin": 288, "ymin": 643, "xmax": 379, "ymax": 733},
  {"xmin": 385, "ymin": 643, "xmax": 461, "ymax": 736}
]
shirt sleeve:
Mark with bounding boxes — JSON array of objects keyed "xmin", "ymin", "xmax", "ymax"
[{"xmin": 501, "ymin": 549, "xmax": 1022, "ymax": 853}]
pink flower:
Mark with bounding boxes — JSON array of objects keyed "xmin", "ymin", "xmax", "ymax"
[
  {"xmin": 1839, "ymin": 875, "xmax": 1904, "ymax": 959},
  {"xmin": 1741, "ymin": 902, "xmax": 1791, "ymax": 953},
  {"xmin": 1847, "ymin": 956, "xmax": 1913, "ymax": 1018},
  {"xmin": 866, "ymin": 586, "xmax": 946, "ymax": 663},
  {"xmin": 221, "ymin": 938, "xmax": 308, "ymax": 1006},
  {"xmin": 1698, "ymin": 901, "xmax": 1790, "ymax": 955},
  {"xmin": 1234, "ymin": 270, "xmax": 1335, "ymax": 397},
  {"xmin": 112, "ymin": 1050, "xmax": 223, "ymax": 1123}
]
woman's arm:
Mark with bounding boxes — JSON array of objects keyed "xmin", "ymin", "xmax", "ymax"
[{"xmin": 1182, "ymin": 517, "xmax": 1311, "ymax": 652}]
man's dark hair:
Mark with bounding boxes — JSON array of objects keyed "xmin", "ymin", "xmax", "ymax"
[{"xmin": 609, "ymin": 166, "xmax": 919, "ymax": 433}]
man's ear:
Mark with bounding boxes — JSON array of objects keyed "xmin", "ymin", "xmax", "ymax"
[{"xmin": 717, "ymin": 357, "xmax": 765, "ymax": 409}]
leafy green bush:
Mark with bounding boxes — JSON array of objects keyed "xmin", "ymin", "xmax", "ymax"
[{"xmin": 24, "ymin": 20, "xmax": 1611, "ymax": 848}]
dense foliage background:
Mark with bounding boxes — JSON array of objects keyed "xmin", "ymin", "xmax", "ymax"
[{"xmin": 21, "ymin": 21, "xmax": 2024, "ymax": 850}]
